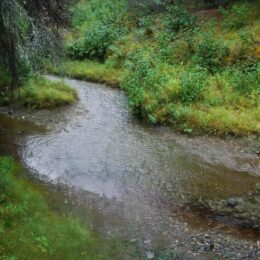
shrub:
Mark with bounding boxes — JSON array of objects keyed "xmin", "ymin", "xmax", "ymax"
[
  {"xmin": 234, "ymin": 29, "xmax": 256, "ymax": 64},
  {"xmin": 72, "ymin": 0, "xmax": 127, "ymax": 30},
  {"xmin": 229, "ymin": 64, "xmax": 260, "ymax": 95},
  {"xmin": 68, "ymin": 0, "xmax": 128, "ymax": 61},
  {"xmin": 123, "ymin": 49, "xmax": 167, "ymax": 118},
  {"xmin": 220, "ymin": 3, "xmax": 253, "ymax": 30},
  {"xmin": 162, "ymin": 4, "xmax": 196, "ymax": 34},
  {"xmin": 179, "ymin": 67, "xmax": 208, "ymax": 103},
  {"xmin": 193, "ymin": 34, "xmax": 229, "ymax": 73},
  {"xmin": 67, "ymin": 24, "xmax": 118, "ymax": 60},
  {"xmin": 155, "ymin": 31, "xmax": 175, "ymax": 64},
  {"xmin": 136, "ymin": 15, "xmax": 155, "ymax": 37}
]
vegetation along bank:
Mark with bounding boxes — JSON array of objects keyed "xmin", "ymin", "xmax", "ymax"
[{"xmin": 47, "ymin": 0, "xmax": 260, "ymax": 136}]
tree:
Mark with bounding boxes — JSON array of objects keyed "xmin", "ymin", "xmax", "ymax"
[{"xmin": 0, "ymin": 0, "xmax": 70, "ymax": 97}]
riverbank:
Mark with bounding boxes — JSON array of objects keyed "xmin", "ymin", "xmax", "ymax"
[
  {"xmin": 57, "ymin": 1, "xmax": 260, "ymax": 137},
  {"xmin": 1, "ymin": 76, "xmax": 259, "ymax": 259},
  {"xmin": 0, "ymin": 157, "xmax": 123, "ymax": 259},
  {"xmin": 0, "ymin": 75, "xmax": 77, "ymax": 109}
]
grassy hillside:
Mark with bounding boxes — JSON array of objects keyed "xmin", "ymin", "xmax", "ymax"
[{"xmin": 48, "ymin": 0, "xmax": 260, "ymax": 136}]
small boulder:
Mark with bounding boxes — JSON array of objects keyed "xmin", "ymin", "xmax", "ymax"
[
  {"xmin": 145, "ymin": 251, "xmax": 155, "ymax": 259},
  {"xmin": 227, "ymin": 198, "xmax": 239, "ymax": 208}
]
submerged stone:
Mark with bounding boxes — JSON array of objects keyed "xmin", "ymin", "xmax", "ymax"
[{"xmin": 145, "ymin": 251, "xmax": 155, "ymax": 259}]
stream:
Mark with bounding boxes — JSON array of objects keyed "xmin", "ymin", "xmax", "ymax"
[{"xmin": 1, "ymin": 76, "xmax": 259, "ymax": 258}]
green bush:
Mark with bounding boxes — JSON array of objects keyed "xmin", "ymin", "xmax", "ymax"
[
  {"xmin": 162, "ymin": 4, "xmax": 196, "ymax": 34},
  {"xmin": 229, "ymin": 64, "xmax": 260, "ymax": 95},
  {"xmin": 220, "ymin": 3, "xmax": 254, "ymax": 30},
  {"xmin": 67, "ymin": 24, "xmax": 118, "ymax": 60},
  {"xmin": 179, "ymin": 67, "xmax": 208, "ymax": 103},
  {"xmin": 123, "ymin": 49, "xmax": 167, "ymax": 116},
  {"xmin": 72, "ymin": 0, "xmax": 127, "ymax": 30},
  {"xmin": 136, "ymin": 15, "xmax": 155, "ymax": 37},
  {"xmin": 193, "ymin": 34, "xmax": 229, "ymax": 73},
  {"xmin": 68, "ymin": 0, "xmax": 128, "ymax": 60}
]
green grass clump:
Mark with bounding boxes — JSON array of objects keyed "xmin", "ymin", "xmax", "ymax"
[
  {"xmin": 19, "ymin": 76, "xmax": 77, "ymax": 109},
  {"xmin": 46, "ymin": 60, "xmax": 120, "ymax": 87},
  {"xmin": 0, "ymin": 71, "xmax": 77, "ymax": 109},
  {"xmin": 0, "ymin": 157, "xmax": 122, "ymax": 259}
]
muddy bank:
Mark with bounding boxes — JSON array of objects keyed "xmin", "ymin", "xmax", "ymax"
[{"xmin": 0, "ymin": 76, "xmax": 260, "ymax": 259}]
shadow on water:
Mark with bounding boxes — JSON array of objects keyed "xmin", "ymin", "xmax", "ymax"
[{"xmin": 1, "ymin": 76, "xmax": 259, "ymax": 255}]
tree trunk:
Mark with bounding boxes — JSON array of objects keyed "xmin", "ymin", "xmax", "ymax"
[{"xmin": 8, "ymin": 37, "xmax": 18, "ymax": 101}]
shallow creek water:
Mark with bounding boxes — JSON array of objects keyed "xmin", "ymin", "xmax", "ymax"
[{"xmin": 1, "ymin": 77, "xmax": 259, "ymax": 257}]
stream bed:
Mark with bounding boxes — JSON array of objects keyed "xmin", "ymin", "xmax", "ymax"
[{"xmin": 1, "ymin": 76, "xmax": 260, "ymax": 259}]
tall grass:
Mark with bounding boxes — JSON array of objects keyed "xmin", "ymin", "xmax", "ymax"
[
  {"xmin": 46, "ymin": 60, "xmax": 120, "ymax": 87},
  {"xmin": 0, "ymin": 75, "xmax": 77, "ymax": 109}
]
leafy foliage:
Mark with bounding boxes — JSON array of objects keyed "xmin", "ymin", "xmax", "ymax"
[
  {"xmin": 162, "ymin": 4, "xmax": 196, "ymax": 35},
  {"xmin": 229, "ymin": 64, "xmax": 260, "ymax": 95},
  {"xmin": 193, "ymin": 34, "xmax": 229, "ymax": 73},
  {"xmin": 220, "ymin": 3, "xmax": 254, "ymax": 30},
  {"xmin": 67, "ymin": 24, "xmax": 118, "ymax": 60},
  {"xmin": 68, "ymin": 0, "xmax": 127, "ymax": 60},
  {"xmin": 179, "ymin": 68, "xmax": 208, "ymax": 103},
  {"xmin": 123, "ymin": 50, "xmax": 167, "ymax": 116}
]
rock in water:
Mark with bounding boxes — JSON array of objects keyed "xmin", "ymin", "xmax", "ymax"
[{"xmin": 145, "ymin": 251, "xmax": 155, "ymax": 259}]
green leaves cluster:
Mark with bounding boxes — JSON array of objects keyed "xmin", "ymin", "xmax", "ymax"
[
  {"xmin": 68, "ymin": 0, "xmax": 127, "ymax": 60},
  {"xmin": 67, "ymin": 24, "xmax": 118, "ymax": 60}
]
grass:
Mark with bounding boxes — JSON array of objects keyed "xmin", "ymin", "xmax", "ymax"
[
  {"xmin": 0, "ymin": 157, "xmax": 123, "ymax": 259},
  {"xmin": 0, "ymin": 76, "xmax": 77, "ymax": 109},
  {"xmin": 46, "ymin": 60, "xmax": 120, "ymax": 87},
  {"xmin": 19, "ymin": 76, "xmax": 77, "ymax": 109},
  {"xmin": 45, "ymin": 1, "xmax": 260, "ymax": 137}
]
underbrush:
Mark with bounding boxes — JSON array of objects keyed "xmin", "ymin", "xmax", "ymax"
[
  {"xmin": 50, "ymin": 1, "xmax": 260, "ymax": 136},
  {"xmin": 67, "ymin": 0, "xmax": 128, "ymax": 60},
  {"xmin": 0, "ymin": 157, "xmax": 121, "ymax": 259}
]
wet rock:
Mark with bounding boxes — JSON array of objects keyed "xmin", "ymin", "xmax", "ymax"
[
  {"xmin": 145, "ymin": 251, "xmax": 155, "ymax": 259},
  {"xmin": 254, "ymin": 195, "xmax": 260, "ymax": 203},
  {"xmin": 144, "ymin": 239, "xmax": 151, "ymax": 245},
  {"xmin": 227, "ymin": 198, "xmax": 240, "ymax": 208}
]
